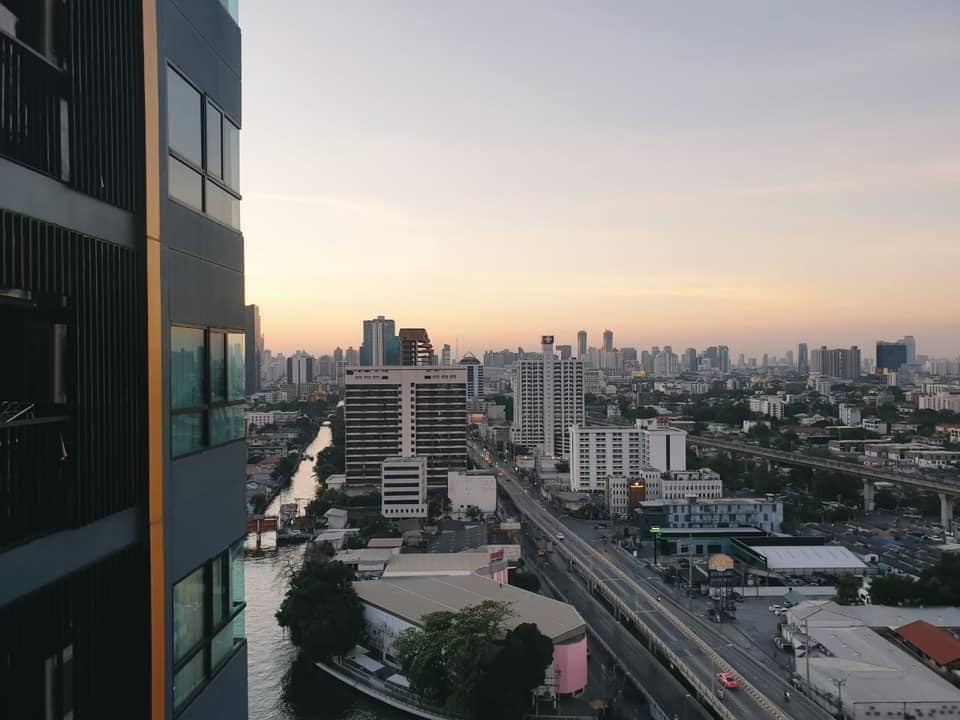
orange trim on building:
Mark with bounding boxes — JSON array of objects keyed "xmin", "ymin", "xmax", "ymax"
[{"xmin": 143, "ymin": 0, "xmax": 165, "ymax": 718}]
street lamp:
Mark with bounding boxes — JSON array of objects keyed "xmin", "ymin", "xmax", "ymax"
[{"xmin": 832, "ymin": 675, "xmax": 848, "ymax": 719}]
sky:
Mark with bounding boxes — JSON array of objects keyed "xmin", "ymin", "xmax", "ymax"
[{"xmin": 241, "ymin": 1, "xmax": 960, "ymax": 360}]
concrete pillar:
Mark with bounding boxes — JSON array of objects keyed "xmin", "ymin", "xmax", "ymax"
[
  {"xmin": 940, "ymin": 493, "xmax": 955, "ymax": 534},
  {"xmin": 862, "ymin": 479, "xmax": 875, "ymax": 513}
]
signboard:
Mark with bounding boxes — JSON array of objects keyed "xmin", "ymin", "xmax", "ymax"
[
  {"xmin": 541, "ymin": 335, "xmax": 554, "ymax": 345},
  {"xmin": 708, "ymin": 553, "xmax": 734, "ymax": 572},
  {"xmin": 649, "ymin": 526, "xmax": 662, "ymax": 536},
  {"xmin": 708, "ymin": 569, "xmax": 737, "ymax": 588},
  {"xmin": 489, "ymin": 548, "xmax": 507, "ymax": 573}
]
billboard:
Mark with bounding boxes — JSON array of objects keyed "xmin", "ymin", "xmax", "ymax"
[{"xmin": 541, "ymin": 335, "xmax": 554, "ymax": 345}]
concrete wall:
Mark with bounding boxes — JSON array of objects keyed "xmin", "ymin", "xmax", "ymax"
[
  {"xmin": 553, "ymin": 634, "xmax": 588, "ymax": 695},
  {"xmin": 448, "ymin": 471, "xmax": 497, "ymax": 515}
]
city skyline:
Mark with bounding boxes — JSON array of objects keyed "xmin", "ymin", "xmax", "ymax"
[{"xmin": 242, "ymin": 1, "xmax": 960, "ymax": 357}]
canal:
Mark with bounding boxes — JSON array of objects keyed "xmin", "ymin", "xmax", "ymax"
[{"xmin": 246, "ymin": 425, "xmax": 408, "ymax": 720}]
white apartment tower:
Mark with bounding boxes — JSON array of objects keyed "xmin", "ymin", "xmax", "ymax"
[
  {"xmin": 511, "ymin": 336, "xmax": 584, "ymax": 458},
  {"xmin": 459, "ymin": 353, "xmax": 484, "ymax": 401},
  {"xmin": 381, "ymin": 457, "xmax": 428, "ymax": 518},
  {"xmin": 345, "ymin": 366, "xmax": 467, "ymax": 488}
]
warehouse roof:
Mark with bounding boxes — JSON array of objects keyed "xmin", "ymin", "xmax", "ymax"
[
  {"xmin": 353, "ymin": 575, "xmax": 586, "ymax": 644},
  {"xmin": 381, "ymin": 552, "xmax": 493, "ymax": 578},
  {"xmin": 754, "ymin": 545, "xmax": 866, "ymax": 571},
  {"xmin": 896, "ymin": 621, "xmax": 960, "ymax": 667}
]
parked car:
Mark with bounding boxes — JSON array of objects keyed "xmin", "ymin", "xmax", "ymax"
[
  {"xmin": 717, "ymin": 672, "xmax": 739, "ymax": 689},
  {"xmin": 555, "ymin": 533, "xmax": 566, "ymax": 541},
  {"xmin": 768, "ymin": 604, "xmax": 783, "ymax": 613}
]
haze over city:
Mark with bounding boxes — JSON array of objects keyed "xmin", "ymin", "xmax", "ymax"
[{"xmin": 241, "ymin": 1, "xmax": 960, "ymax": 356}]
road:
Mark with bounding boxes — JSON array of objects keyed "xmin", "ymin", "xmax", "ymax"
[{"xmin": 472, "ymin": 442, "xmax": 829, "ymax": 720}]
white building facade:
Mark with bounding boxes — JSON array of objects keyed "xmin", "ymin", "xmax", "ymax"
[
  {"xmin": 447, "ymin": 470, "xmax": 497, "ymax": 517},
  {"xmin": 511, "ymin": 336, "xmax": 584, "ymax": 458},
  {"xmin": 646, "ymin": 469, "xmax": 723, "ymax": 501},
  {"xmin": 381, "ymin": 457, "xmax": 427, "ymax": 518},
  {"xmin": 651, "ymin": 498, "xmax": 783, "ymax": 533}
]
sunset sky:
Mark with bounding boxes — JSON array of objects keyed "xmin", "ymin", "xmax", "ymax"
[{"xmin": 241, "ymin": 1, "xmax": 960, "ymax": 359}]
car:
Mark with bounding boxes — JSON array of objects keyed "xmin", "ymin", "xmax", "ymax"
[
  {"xmin": 555, "ymin": 533, "xmax": 566, "ymax": 541},
  {"xmin": 597, "ymin": 523, "xmax": 607, "ymax": 529},
  {"xmin": 768, "ymin": 604, "xmax": 783, "ymax": 613},
  {"xmin": 716, "ymin": 673, "xmax": 739, "ymax": 690}
]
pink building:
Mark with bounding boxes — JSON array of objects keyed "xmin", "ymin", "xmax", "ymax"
[{"xmin": 353, "ymin": 573, "xmax": 588, "ymax": 697}]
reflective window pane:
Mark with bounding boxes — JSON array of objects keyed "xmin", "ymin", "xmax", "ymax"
[
  {"xmin": 211, "ymin": 609, "xmax": 244, "ymax": 669},
  {"xmin": 173, "ymin": 651, "xmax": 204, "ymax": 710},
  {"xmin": 230, "ymin": 541, "xmax": 245, "ymax": 610},
  {"xmin": 210, "ymin": 405, "xmax": 244, "ymax": 446},
  {"xmin": 219, "ymin": 0, "xmax": 239, "ymax": 23},
  {"xmin": 212, "ymin": 554, "xmax": 226, "ymax": 627},
  {"xmin": 172, "ymin": 412, "xmax": 204, "ymax": 456},
  {"xmin": 169, "ymin": 156, "xmax": 202, "ymax": 211},
  {"xmin": 223, "ymin": 119, "xmax": 239, "ymax": 191},
  {"xmin": 167, "ymin": 67, "xmax": 202, "ymax": 165},
  {"xmin": 209, "ymin": 331, "xmax": 226, "ymax": 402},
  {"xmin": 206, "ymin": 102, "xmax": 222, "ymax": 179},
  {"xmin": 173, "ymin": 568, "xmax": 205, "ymax": 662},
  {"xmin": 171, "ymin": 327, "xmax": 205, "ymax": 409},
  {"xmin": 227, "ymin": 333, "xmax": 245, "ymax": 400},
  {"xmin": 205, "ymin": 180, "xmax": 240, "ymax": 230}
]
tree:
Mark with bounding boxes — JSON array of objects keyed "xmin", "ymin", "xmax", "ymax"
[
  {"xmin": 250, "ymin": 492, "xmax": 268, "ymax": 515},
  {"xmin": 394, "ymin": 602, "xmax": 552, "ymax": 720},
  {"xmin": 835, "ymin": 574, "xmax": 861, "ymax": 605},
  {"xmin": 275, "ymin": 553, "xmax": 365, "ymax": 661},
  {"xmin": 465, "ymin": 505, "xmax": 483, "ymax": 521},
  {"xmin": 869, "ymin": 573, "xmax": 920, "ymax": 606}
]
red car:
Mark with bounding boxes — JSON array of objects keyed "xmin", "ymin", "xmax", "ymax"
[{"xmin": 717, "ymin": 672, "xmax": 739, "ymax": 689}]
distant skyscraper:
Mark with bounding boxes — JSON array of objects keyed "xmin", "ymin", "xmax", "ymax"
[
  {"xmin": 511, "ymin": 336, "xmax": 585, "ymax": 458},
  {"xmin": 557, "ymin": 344, "xmax": 573, "ymax": 360},
  {"xmin": 360, "ymin": 315, "xmax": 400, "ymax": 365},
  {"xmin": 399, "ymin": 328, "xmax": 436, "ymax": 366},
  {"xmin": 459, "ymin": 352, "xmax": 484, "ymax": 400},
  {"xmin": 577, "ymin": 330, "xmax": 587, "ymax": 359},
  {"xmin": 441, "ymin": 344, "xmax": 452, "ymax": 366},
  {"xmin": 718, "ymin": 345, "xmax": 730, "ymax": 373},
  {"xmin": 738, "ymin": 353, "xmax": 745, "ymax": 368},
  {"xmin": 899, "ymin": 335, "xmax": 917, "ymax": 364},
  {"xmin": 812, "ymin": 346, "xmax": 861, "ymax": 380},
  {"xmin": 761, "ymin": 353, "xmax": 769, "ymax": 368},
  {"xmin": 244, "ymin": 304, "xmax": 263, "ymax": 395},
  {"xmin": 287, "ymin": 351, "xmax": 316, "ymax": 385},
  {"xmin": 798, "ymin": 343, "xmax": 809, "ymax": 372},
  {"xmin": 684, "ymin": 348, "xmax": 698, "ymax": 372},
  {"xmin": 876, "ymin": 341, "xmax": 908, "ymax": 373},
  {"xmin": 345, "ymin": 346, "xmax": 359, "ymax": 366},
  {"xmin": 602, "ymin": 329, "xmax": 614, "ymax": 352},
  {"xmin": 786, "ymin": 349, "xmax": 794, "ymax": 367}
]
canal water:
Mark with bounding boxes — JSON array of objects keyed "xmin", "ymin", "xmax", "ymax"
[{"xmin": 246, "ymin": 426, "xmax": 408, "ymax": 720}]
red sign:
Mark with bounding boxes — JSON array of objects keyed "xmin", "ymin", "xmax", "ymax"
[{"xmin": 489, "ymin": 548, "xmax": 504, "ymax": 563}]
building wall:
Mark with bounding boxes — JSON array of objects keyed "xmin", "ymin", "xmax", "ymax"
[
  {"xmin": 553, "ymin": 635, "xmax": 588, "ymax": 695},
  {"xmin": 448, "ymin": 472, "xmax": 497, "ymax": 515},
  {"xmin": 381, "ymin": 457, "xmax": 427, "ymax": 519}
]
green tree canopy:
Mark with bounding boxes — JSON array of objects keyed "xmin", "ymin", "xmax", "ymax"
[
  {"xmin": 835, "ymin": 574, "xmax": 861, "ymax": 605},
  {"xmin": 275, "ymin": 548, "xmax": 364, "ymax": 661}
]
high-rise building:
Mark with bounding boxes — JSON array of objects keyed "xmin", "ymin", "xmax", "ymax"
[
  {"xmin": 345, "ymin": 346, "xmax": 359, "ymax": 366},
  {"xmin": 0, "ymin": 2, "xmax": 248, "ymax": 717},
  {"xmin": 718, "ymin": 345, "xmax": 731, "ymax": 373},
  {"xmin": 344, "ymin": 366, "xmax": 467, "ymax": 488},
  {"xmin": 876, "ymin": 341, "xmax": 908, "ymax": 373},
  {"xmin": 510, "ymin": 336, "xmax": 584, "ymax": 458},
  {"xmin": 441, "ymin": 343, "xmax": 452, "ymax": 366},
  {"xmin": 761, "ymin": 353, "xmax": 769, "ymax": 368},
  {"xmin": 899, "ymin": 336, "xmax": 917, "ymax": 364},
  {"xmin": 380, "ymin": 457, "xmax": 428, "ymax": 518},
  {"xmin": 785, "ymin": 349, "xmax": 794, "ymax": 368},
  {"xmin": 602, "ymin": 329, "xmax": 614, "ymax": 353},
  {"xmin": 399, "ymin": 328, "xmax": 436, "ymax": 366},
  {"xmin": 684, "ymin": 348, "xmax": 698, "ymax": 372},
  {"xmin": 577, "ymin": 330, "xmax": 587, "ymax": 360},
  {"xmin": 459, "ymin": 353, "xmax": 484, "ymax": 400},
  {"xmin": 812, "ymin": 346, "xmax": 861, "ymax": 380},
  {"xmin": 360, "ymin": 315, "xmax": 400, "ymax": 366},
  {"xmin": 287, "ymin": 351, "xmax": 316, "ymax": 384},
  {"xmin": 798, "ymin": 343, "xmax": 809, "ymax": 372},
  {"xmin": 244, "ymin": 304, "xmax": 263, "ymax": 395},
  {"xmin": 557, "ymin": 344, "xmax": 573, "ymax": 361}
]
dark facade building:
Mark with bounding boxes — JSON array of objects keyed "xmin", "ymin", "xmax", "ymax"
[
  {"xmin": 0, "ymin": 1, "xmax": 247, "ymax": 719},
  {"xmin": 876, "ymin": 341, "xmax": 908, "ymax": 373},
  {"xmin": 398, "ymin": 327, "xmax": 436, "ymax": 366},
  {"xmin": 359, "ymin": 314, "xmax": 399, "ymax": 366},
  {"xmin": 798, "ymin": 342, "xmax": 809, "ymax": 372},
  {"xmin": 244, "ymin": 304, "xmax": 262, "ymax": 395}
]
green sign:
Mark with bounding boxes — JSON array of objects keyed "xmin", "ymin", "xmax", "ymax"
[{"xmin": 650, "ymin": 526, "xmax": 662, "ymax": 536}]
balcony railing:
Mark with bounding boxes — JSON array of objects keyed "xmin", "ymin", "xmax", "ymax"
[
  {"xmin": 0, "ymin": 415, "xmax": 73, "ymax": 551},
  {"xmin": 0, "ymin": 30, "xmax": 68, "ymax": 179}
]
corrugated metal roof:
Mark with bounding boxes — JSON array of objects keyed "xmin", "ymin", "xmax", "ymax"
[
  {"xmin": 353, "ymin": 575, "xmax": 586, "ymax": 643},
  {"xmin": 897, "ymin": 621, "xmax": 960, "ymax": 666},
  {"xmin": 757, "ymin": 545, "xmax": 867, "ymax": 571}
]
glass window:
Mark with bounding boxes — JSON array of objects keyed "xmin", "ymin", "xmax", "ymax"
[
  {"xmin": 167, "ymin": 67, "xmax": 202, "ymax": 166},
  {"xmin": 219, "ymin": 0, "xmax": 239, "ymax": 23},
  {"xmin": 173, "ymin": 652, "xmax": 205, "ymax": 710},
  {"xmin": 169, "ymin": 156, "xmax": 202, "ymax": 211},
  {"xmin": 206, "ymin": 102, "xmax": 222, "ymax": 179},
  {"xmin": 209, "ymin": 331, "xmax": 226, "ymax": 402},
  {"xmin": 211, "ymin": 610, "xmax": 244, "ymax": 669},
  {"xmin": 171, "ymin": 327, "xmax": 205, "ymax": 409},
  {"xmin": 230, "ymin": 541, "xmax": 245, "ymax": 611},
  {"xmin": 223, "ymin": 119, "xmax": 239, "ymax": 191},
  {"xmin": 227, "ymin": 333, "xmax": 245, "ymax": 400},
  {"xmin": 173, "ymin": 568, "xmax": 205, "ymax": 662},
  {"xmin": 210, "ymin": 405, "xmax": 244, "ymax": 445},
  {"xmin": 211, "ymin": 554, "xmax": 226, "ymax": 627},
  {"xmin": 171, "ymin": 412, "xmax": 204, "ymax": 457},
  {"xmin": 205, "ymin": 180, "xmax": 240, "ymax": 230}
]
